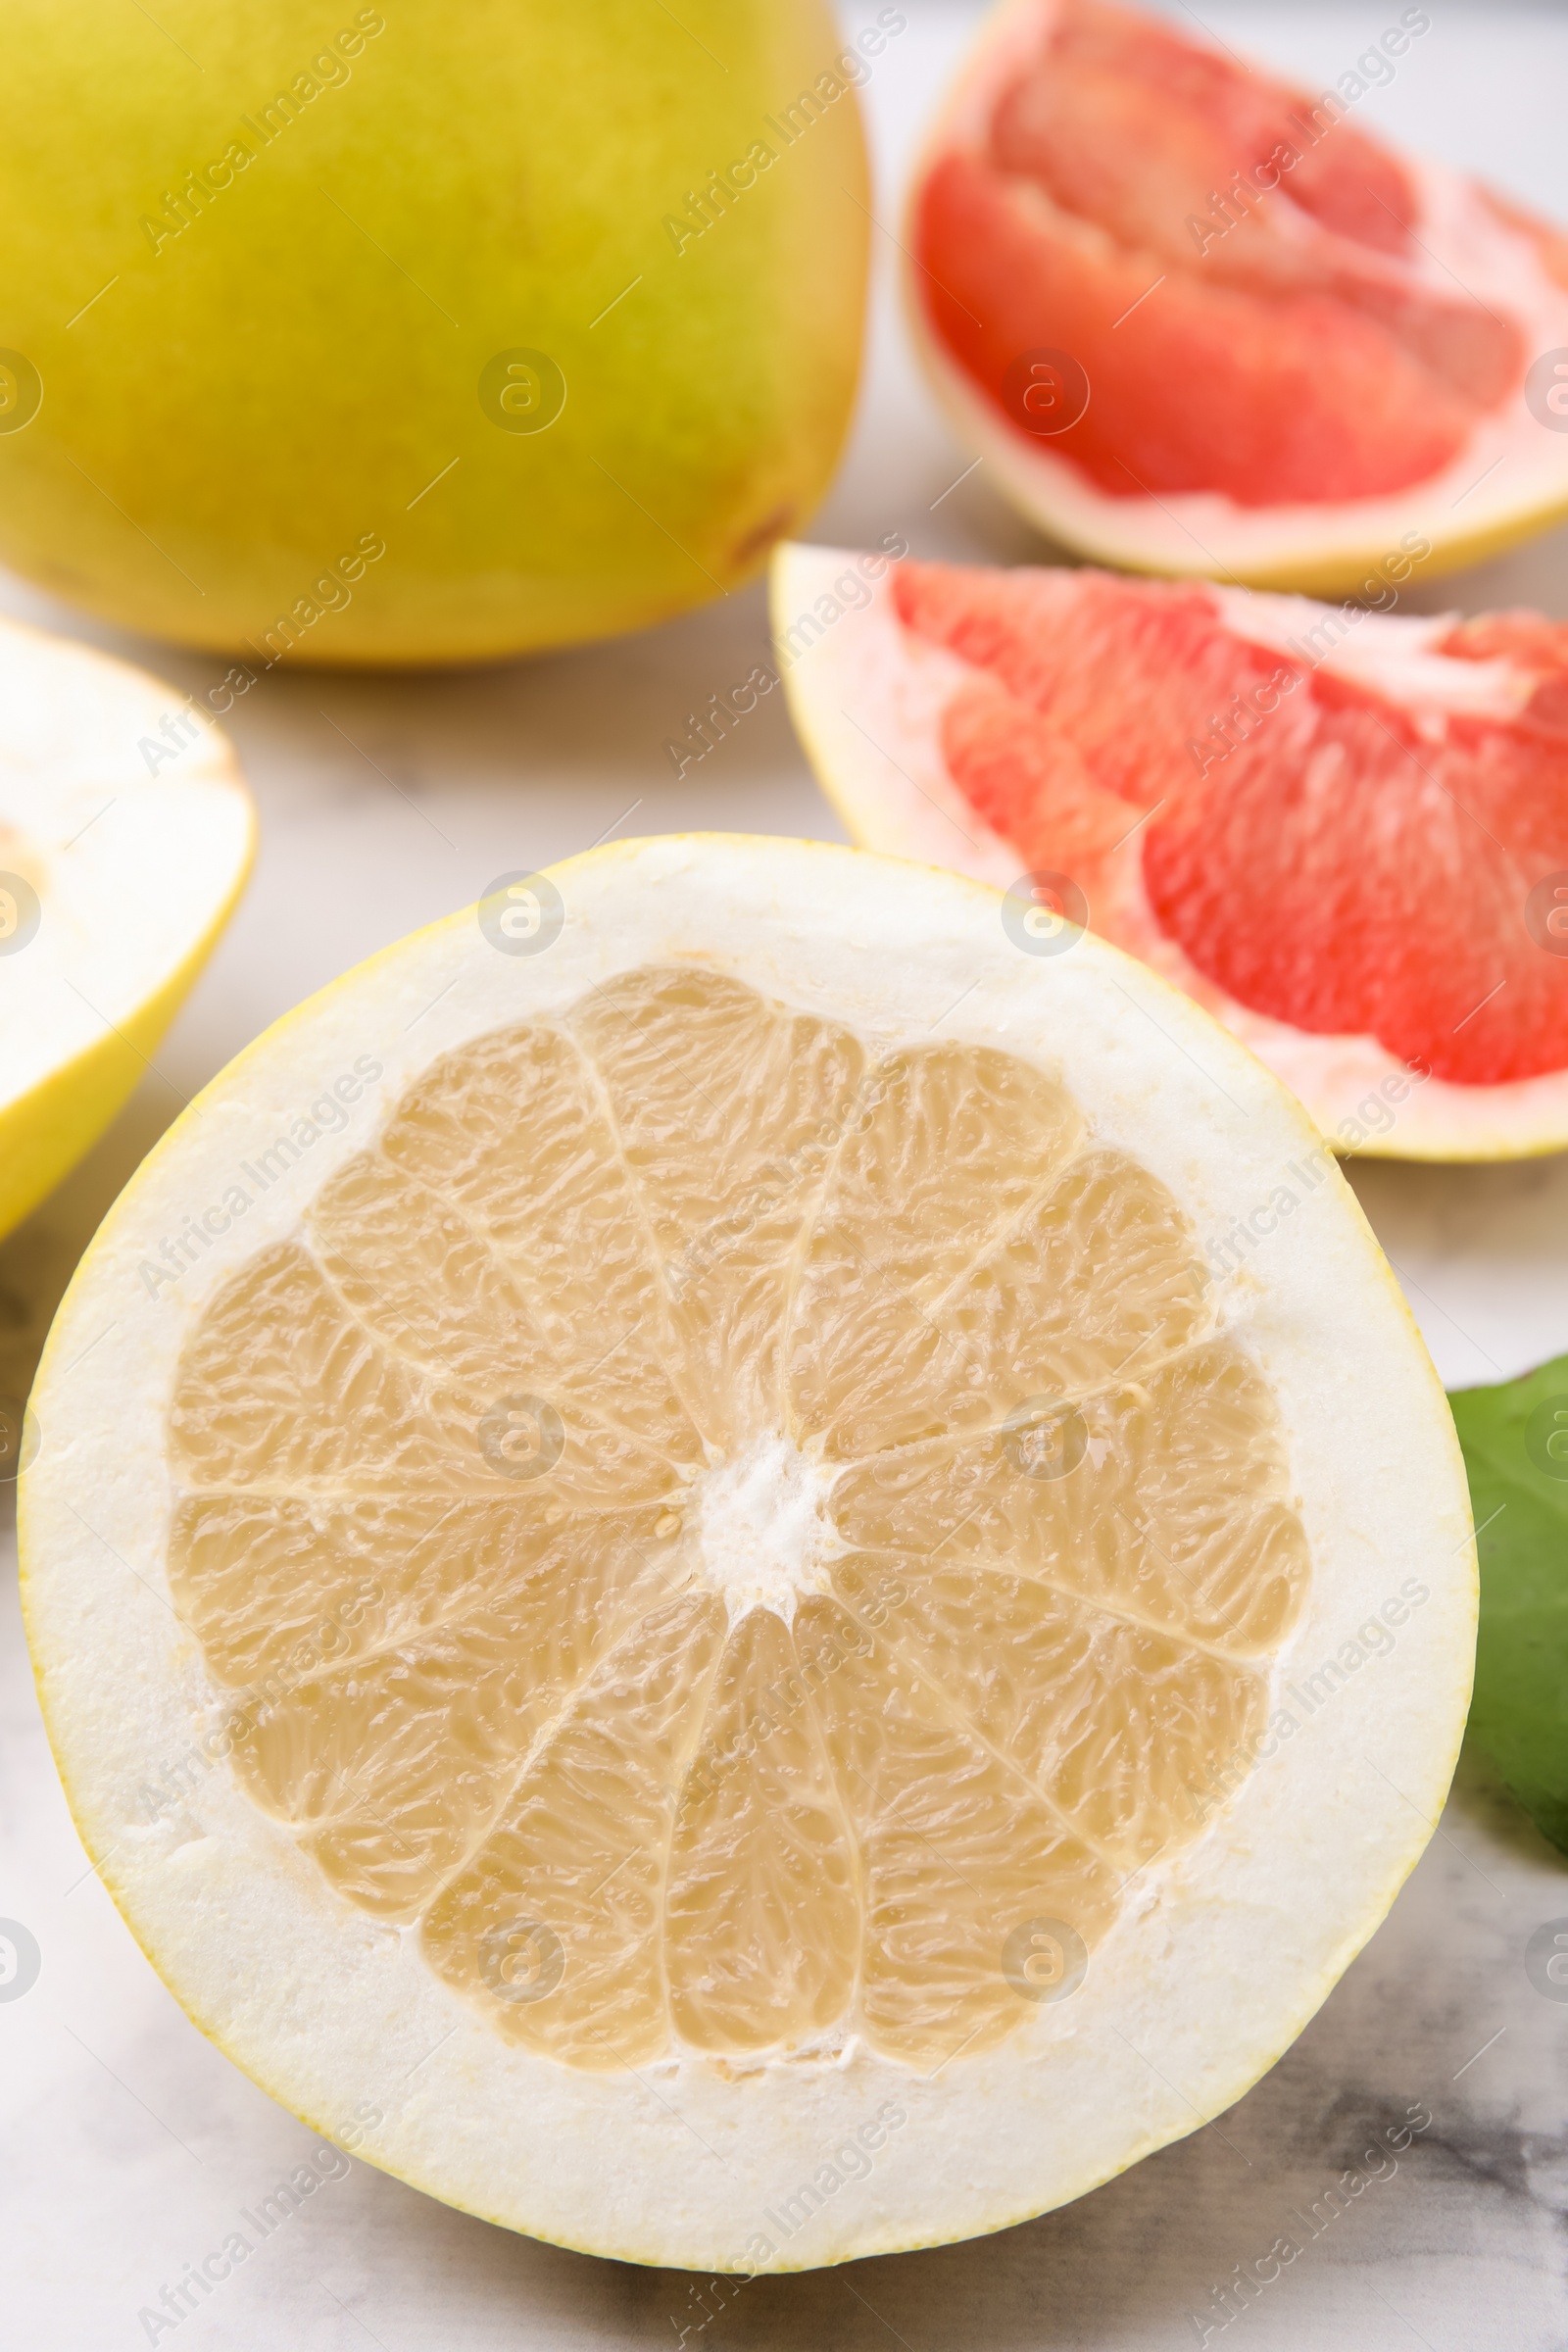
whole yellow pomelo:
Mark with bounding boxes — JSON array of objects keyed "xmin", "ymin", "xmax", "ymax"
[{"xmin": 0, "ymin": 2, "xmax": 874, "ymax": 664}]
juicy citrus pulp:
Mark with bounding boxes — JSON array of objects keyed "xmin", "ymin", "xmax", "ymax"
[
  {"xmin": 907, "ymin": 0, "xmax": 1568, "ymax": 588},
  {"xmin": 22, "ymin": 837, "xmax": 1474, "ymax": 2270},
  {"xmin": 169, "ymin": 963, "xmax": 1305, "ymax": 2070},
  {"xmin": 776, "ymin": 543, "xmax": 1568, "ymax": 1159},
  {"xmin": 918, "ymin": 0, "xmax": 1518, "ymax": 506}
]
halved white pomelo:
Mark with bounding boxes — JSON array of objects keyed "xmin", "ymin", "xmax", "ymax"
[
  {"xmin": 774, "ymin": 541, "xmax": 1568, "ymax": 1160},
  {"xmin": 22, "ymin": 835, "xmax": 1473, "ymax": 2271},
  {"xmin": 0, "ymin": 615, "xmax": 254, "ymax": 1240},
  {"xmin": 907, "ymin": 0, "xmax": 1568, "ymax": 593}
]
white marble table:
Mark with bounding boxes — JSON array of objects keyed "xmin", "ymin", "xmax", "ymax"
[{"xmin": 5, "ymin": 6, "xmax": 1568, "ymax": 2344}]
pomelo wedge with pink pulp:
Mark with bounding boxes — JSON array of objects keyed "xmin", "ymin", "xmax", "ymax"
[
  {"xmin": 774, "ymin": 542, "xmax": 1568, "ymax": 1159},
  {"xmin": 906, "ymin": 0, "xmax": 1568, "ymax": 593}
]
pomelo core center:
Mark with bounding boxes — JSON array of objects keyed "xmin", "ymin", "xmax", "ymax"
[{"xmin": 693, "ymin": 1434, "xmax": 836, "ymax": 1624}]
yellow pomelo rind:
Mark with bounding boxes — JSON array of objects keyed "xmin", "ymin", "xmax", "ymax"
[
  {"xmin": 0, "ymin": 616, "xmax": 254, "ymax": 1242},
  {"xmin": 0, "ymin": 4, "xmax": 867, "ymax": 665},
  {"xmin": 21, "ymin": 834, "xmax": 1474, "ymax": 2271}
]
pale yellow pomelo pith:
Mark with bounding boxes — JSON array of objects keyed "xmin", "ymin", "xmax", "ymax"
[
  {"xmin": 0, "ymin": 614, "xmax": 254, "ymax": 1240},
  {"xmin": 22, "ymin": 836, "xmax": 1473, "ymax": 2272}
]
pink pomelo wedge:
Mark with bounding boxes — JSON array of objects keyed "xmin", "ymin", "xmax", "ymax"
[
  {"xmin": 774, "ymin": 541, "xmax": 1568, "ymax": 1159},
  {"xmin": 907, "ymin": 0, "xmax": 1568, "ymax": 592}
]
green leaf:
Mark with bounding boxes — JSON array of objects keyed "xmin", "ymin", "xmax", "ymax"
[{"xmin": 1449, "ymin": 1351, "xmax": 1568, "ymax": 1856}]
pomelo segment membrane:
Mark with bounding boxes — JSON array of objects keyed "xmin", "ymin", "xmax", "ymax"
[
  {"xmin": 907, "ymin": 0, "xmax": 1568, "ymax": 588},
  {"xmin": 777, "ymin": 545, "xmax": 1568, "ymax": 1157},
  {"xmin": 167, "ymin": 964, "xmax": 1301, "ymax": 2070}
]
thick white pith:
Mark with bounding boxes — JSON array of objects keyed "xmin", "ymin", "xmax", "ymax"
[{"xmin": 21, "ymin": 836, "xmax": 1475, "ymax": 2271}]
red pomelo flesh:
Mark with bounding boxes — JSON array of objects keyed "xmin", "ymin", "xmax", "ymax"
[
  {"xmin": 914, "ymin": 0, "xmax": 1518, "ymax": 505},
  {"xmin": 906, "ymin": 0, "xmax": 1568, "ymax": 586},
  {"xmin": 773, "ymin": 543, "xmax": 1568, "ymax": 1155},
  {"xmin": 893, "ymin": 560, "xmax": 1568, "ymax": 1086}
]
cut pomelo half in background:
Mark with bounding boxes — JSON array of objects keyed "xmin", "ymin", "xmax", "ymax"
[
  {"xmin": 0, "ymin": 618, "xmax": 253, "ymax": 1247},
  {"xmin": 777, "ymin": 543, "xmax": 1568, "ymax": 1159},
  {"xmin": 24, "ymin": 835, "xmax": 1472, "ymax": 2269},
  {"xmin": 907, "ymin": 0, "xmax": 1568, "ymax": 592}
]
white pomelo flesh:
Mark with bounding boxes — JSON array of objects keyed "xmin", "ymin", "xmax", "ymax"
[
  {"xmin": 774, "ymin": 543, "xmax": 1568, "ymax": 1160},
  {"xmin": 22, "ymin": 835, "xmax": 1473, "ymax": 2271},
  {"xmin": 907, "ymin": 0, "xmax": 1568, "ymax": 593},
  {"xmin": 0, "ymin": 615, "xmax": 254, "ymax": 1236}
]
